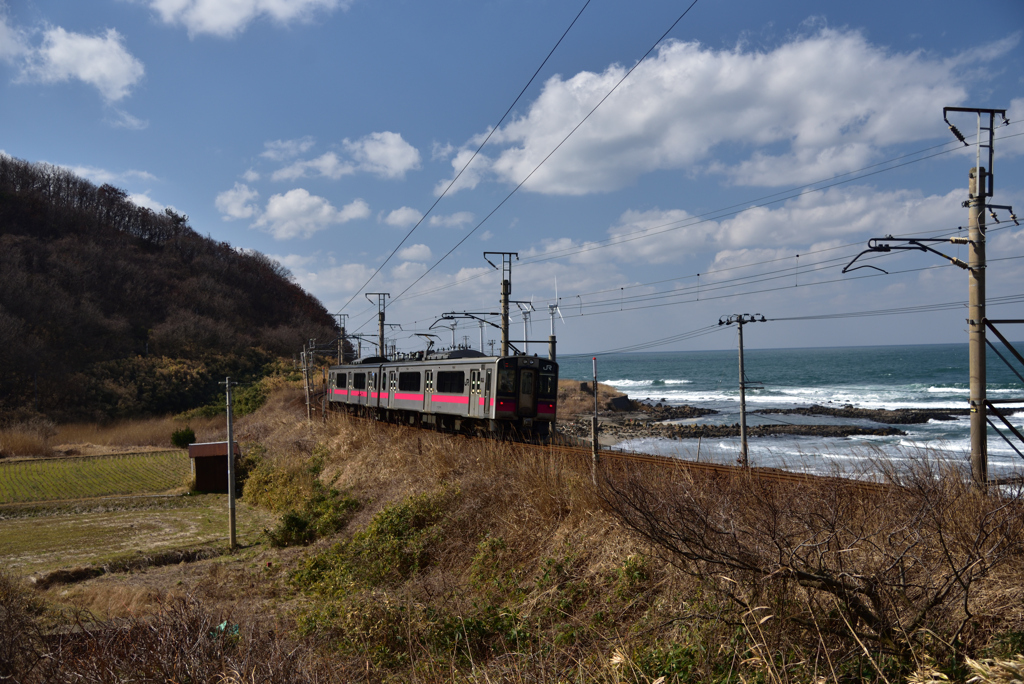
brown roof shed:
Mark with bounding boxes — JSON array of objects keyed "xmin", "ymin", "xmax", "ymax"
[{"xmin": 187, "ymin": 441, "xmax": 241, "ymax": 493}]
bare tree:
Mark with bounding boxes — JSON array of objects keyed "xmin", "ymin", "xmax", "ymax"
[{"xmin": 602, "ymin": 457, "xmax": 1024, "ymax": 666}]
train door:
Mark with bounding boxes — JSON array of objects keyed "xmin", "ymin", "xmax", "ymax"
[
  {"xmin": 424, "ymin": 370, "xmax": 433, "ymax": 413},
  {"xmin": 517, "ymin": 368, "xmax": 537, "ymax": 417},
  {"xmin": 469, "ymin": 370, "xmax": 480, "ymax": 417},
  {"xmin": 389, "ymin": 371, "xmax": 396, "ymax": 407},
  {"xmin": 484, "ymin": 369, "xmax": 492, "ymax": 417}
]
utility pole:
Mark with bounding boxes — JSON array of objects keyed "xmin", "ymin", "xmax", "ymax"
[
  {"xmin": 366, "ymin": 293, "xmax": 389, "ymax": 360},
  {"xmin": 479, "ymin": 320, "xmax": 485, "ymax": 353},
  {"xmin": 719, "ymin": 314, "xmax": 767, "ymax": 467},
  {"xmin": 484, "ymin": 252, "xmax": 518, "ymax": 357},
  {"xmin": 336, "ymin": 313, "xmax": 348, "ymax": 363},
  {"xmin": 591, "ymin": 356, "xmax": 599, "ymax": 486},
  {"xmin": 487, "ymin": 340, "xmax": 496, "ymax": 356},
  {"xmin": 946, "ymin": 106, "xmax": 1010, "ymax": 489},
  {"xmin": 302, "ymin": 343, "xmax": 311, "ymax": 422},
  {"xmin": 221, "ymin": 377, "xmax": 238, "ymax": 550}
]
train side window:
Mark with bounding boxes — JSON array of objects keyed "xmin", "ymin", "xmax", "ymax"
[
  {"xmin": 436, "ymin": 371, "xmax": 465, "ymax": 394},
  {"xmin": 485, "ymin": 369, "xmax": 492, "ymax": 395},
  {"xmin": 336, "ymin": 374, "xmax": 348, "ymax": 389},
  {"xmin": 497, "ymin": 368, "xmax": 516, "ymax": 394},
  {"xmin": 398, "ymin": 372, "xmax": 421, "ymax": 392},
  {"xmin": 353, "ymin": 373, "xmax": 366, "ymax": 390}
]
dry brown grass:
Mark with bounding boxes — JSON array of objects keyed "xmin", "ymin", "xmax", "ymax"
[
  {"xmin": 55, "ymin": 415, "xmax": 226, "ymax": 448},
  {"xmin": 11, "ymin": 382, "xmax": 1022, "ymax": 683},
  {"xmin": 0, "ymin": 427, "xmax": 53, "ymax": 458},
  {"xmin": 557, "ymin": 378, "xmax": 625, "ymax": 420}
]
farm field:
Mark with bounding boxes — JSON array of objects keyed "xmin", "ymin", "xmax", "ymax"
[
  {"xmin": 0, "ymin": 495, "xmax": 274, "ymax": 575},
  {"xmin": 0, "ymin": 451, "xmax": 189, "ymax": 504},
  {"xmin": 0, "ymin": 451, "xmax": 277, "ymax": 575}
]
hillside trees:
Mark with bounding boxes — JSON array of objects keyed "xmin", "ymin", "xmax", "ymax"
[{"xmin": 0, "ymin": 154, "xmax": 337, "ymax": 420}]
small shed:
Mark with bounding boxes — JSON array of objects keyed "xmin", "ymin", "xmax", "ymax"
[{"xmin": 187, "ymin": 441, "xmax": 241, "ymax": 493}]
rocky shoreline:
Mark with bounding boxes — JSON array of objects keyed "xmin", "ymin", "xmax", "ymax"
[
  {"xmin": 559, "ymin": 417, "xmax": 905, "ymax": 441},
  {"xmin": 753, "ymin": 404, "xmax": 969, "ymax": 424},
  {"xmin": 554, "ymin": 385, "xmax": 963, "ymax": 444}
]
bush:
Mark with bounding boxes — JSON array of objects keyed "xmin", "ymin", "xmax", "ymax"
[
  {"xmin": 292, "ymin": 488, "xmax": 453, "ymax": 593},
  {"xmin": 170, "ymin": 426, "xmax": 196, "ymax": 448},
  {"xmin": 266, "ymin": 489, "xmax": 360, "ymax": 548}
]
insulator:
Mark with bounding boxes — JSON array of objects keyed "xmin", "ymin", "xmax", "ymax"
[
  {"xmin": 989, "ymin": 210, "xmax": 1000, "ymax": 223},
  {"xmin": 948, "ymin": 124, "xmax": 968, "ymax": 145},
  {"xmin": 950, "ymin": 237, "xmax": 970, "ymax": 245},
  {"xmin": 950, "ymin": 257, "xmax": 969, "ymax": 270},
  {"xmin": 1012, "ymin": 214, "xmax": 1020, "ymax": 226}
]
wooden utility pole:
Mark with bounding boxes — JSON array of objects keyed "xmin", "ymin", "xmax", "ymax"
[{"xmin": 719, "ymin": 314, "xmax": 766, "ymax": 467}]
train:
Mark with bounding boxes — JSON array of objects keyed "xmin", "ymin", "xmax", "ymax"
[{"xmin": 326, "ymin": 348, "xmax": 559, "ymax": 439}]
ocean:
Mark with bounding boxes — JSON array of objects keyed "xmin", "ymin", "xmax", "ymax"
[{"xmin": 556, "ymin": 343, "xmax": 1024, "ymax": 480}]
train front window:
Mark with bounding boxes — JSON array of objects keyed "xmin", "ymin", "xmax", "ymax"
[
  {"xmin": 498, "ymin": 368, "xmax": 516, "ymax": 394},
  {"xmin": 539, "ymin": 373, "xmax": 555, "ymax": 397},
  {"xmin": 519, "ymin": 371, "xmax": 534, "ymax": 396}
]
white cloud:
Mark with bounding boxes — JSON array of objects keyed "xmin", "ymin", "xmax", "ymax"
[
  {"xmin": 252, "ymin": 188, "xmax": 369, "ymax": 239},
  {"xmin": 242, "ymin": 168, "xmax": 260, "ymax": 182},
  {"xmin": 446, "ymin": 29, "xmax": 1015, "ymax": 195},
  {"xmin": 21, "ymin": 27, "xmax": 144, "ymax": 102},
  {"xmin": 261, "ymin": 137, "xmax": 315, "ymax": 161},
  {"xmin": 0, "ymin": 13, "xmax": 28, "ymax": 61},
  {"xmin": 525, "ymin": 186, "xmax": 964, "ymax": 268},
  {"xmin": 108, "ymin": 108, "xmax": 148, "ymax": 130},
  {"xmin": 127, "ymin": 192, "xmax": 165, "ymax": 212},
  {"xmin": 215, "ymin": 182, "xmax": 260, "ymax": 220},
  {"xmin": 344, "ymin": 131, "xmax": 421, "ymax": 179},
  {"xmin": 429, "ymin": 211, "xmax": 474, "ymax": 228},
  {"xmin": 271, "ymin": 151, "xmax": 354, "ymax": 181},
  {"xmin": 61, "ymin": 164, "xmax": 157, "ymax": 186},
  {"xmin": 382, "ymin": 206, "xmax": 423, "ymax": 228},
  {"xmin": 146, "ymin": 0, "xmax": 351, "ymax": 37},
  {"xmin": 431, "ymin": 141, "xmax": 455, "ymax": 161},
  {"xmin": 397, "ymin": 244, "xmax": 431, "ymax": 262}
]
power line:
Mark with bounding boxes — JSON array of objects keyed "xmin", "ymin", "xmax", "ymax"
[
  {"xmin": 337, "ymin": 0, "xmax": 594, "ymax": 314},
  {"xmin": 384, "ymin": 128, "xmax": 1024, "ymax": 308},
  {"xmin": 376, "ymin": 0, "xmax": 705, "ymax": 317}
]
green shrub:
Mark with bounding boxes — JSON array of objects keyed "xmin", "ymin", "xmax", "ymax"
[
  {"xmin": 233, "ymin": 380, "xmax": 268, "ymax": 417},
  {"xmin": 170, "ymin": 426, "xmax": 196, "ymax": 449},
  {"xmin": 292, "ymin": 488, "xmax": 454, "ymax": 594},
  {"xmin": 266, "ymin": 489, "xmax": 360, "ymax": 548}
]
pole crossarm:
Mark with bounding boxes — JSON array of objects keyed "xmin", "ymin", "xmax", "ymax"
[
  {"xmin": 842, "ymin": 236, "xmax": 977, "ymax": 274},
  {"xmin": 436, "ymin": 312, "xmax": 502, "ymax": 330}
]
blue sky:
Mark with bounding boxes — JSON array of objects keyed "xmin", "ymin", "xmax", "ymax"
[{"xmin": 1, "ymin": 0, "xmax": 1023, "ymax": 356}]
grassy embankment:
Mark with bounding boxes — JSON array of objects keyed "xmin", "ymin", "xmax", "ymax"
[{"xmin": 1, "ymin": 378, "xmax": 1023, "ymax": 683}]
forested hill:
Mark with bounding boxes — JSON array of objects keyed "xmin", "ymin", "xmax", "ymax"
[{"xmin": 0, "ymin": 154, "xmax": 337, "ymax": 421}]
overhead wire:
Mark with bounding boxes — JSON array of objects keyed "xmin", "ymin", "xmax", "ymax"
[
  {"xmin": 372, "ymin": 0, "xmax": 706, "ymax": 321},
  {"xmin": 337, "ymin": 0, "xmax": 595, "ymax": 314},
  {"xmin": 383, "ymin": 126, "xmax": 1024, "ymax": 308}
]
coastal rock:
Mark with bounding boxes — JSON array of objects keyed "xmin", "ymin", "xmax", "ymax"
[{"xmin": 753, "ymin": 405, "xmax": 968, "ymax": 424}]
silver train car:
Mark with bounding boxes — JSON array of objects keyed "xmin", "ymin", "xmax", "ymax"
[{"xmin": 326, "ymin": 349, "xmax": 558, "ymax": 439}]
